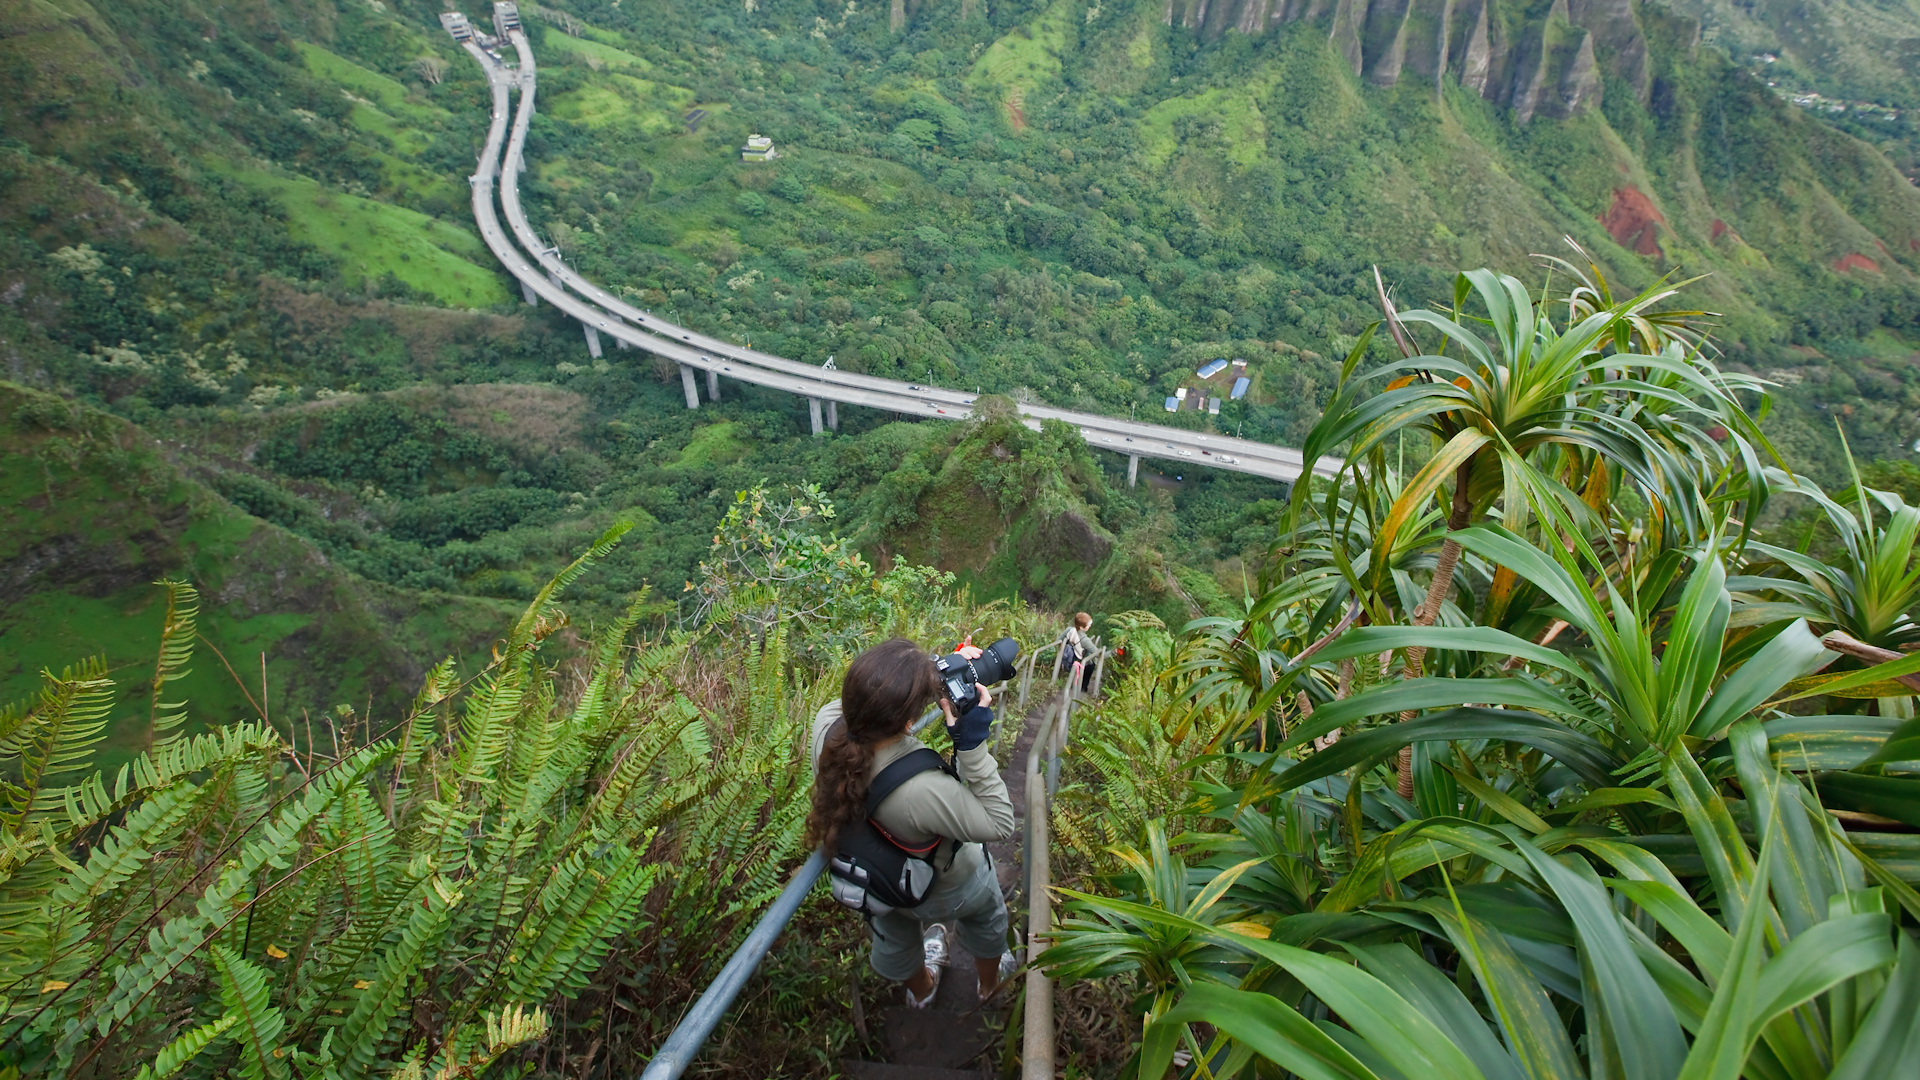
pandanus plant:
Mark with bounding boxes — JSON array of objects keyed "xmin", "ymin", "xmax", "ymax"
[
  {"xmin": 1043, "ymin": 526, "xmax": 1920, "ymax": 1079},
  {"xmin": 1296, "ymin": 255, "xmax": 1772, "ymax": 794},
  {"xmin": 1750, "ymin": 465, "xmax": 1920, "ymax": 653}
]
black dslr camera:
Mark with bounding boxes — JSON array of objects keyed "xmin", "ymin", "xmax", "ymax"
[{"xmin": 934, "ymin": 638, "xmax": 1019, "ymax": 712}]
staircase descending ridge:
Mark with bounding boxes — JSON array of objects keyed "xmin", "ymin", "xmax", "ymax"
[{"xmin": 840, "ymin": 694, "xmax": 1053, "ymax": 1079}]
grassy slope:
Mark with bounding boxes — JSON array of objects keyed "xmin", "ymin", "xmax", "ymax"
[
  {"xmin": 530, "ymin": 0, "xmax": 1917, "ymax": 472},
  {"xmin": 215, "ymin": 163, "xmax": 508, "ymax": 308},
  {"xmin": 0, "ymin": 382, "xmax": 514, "ymax": 771},
  {"xmin": 2, "ymin": 0, "xmax": 1917, "ymax": 708}
]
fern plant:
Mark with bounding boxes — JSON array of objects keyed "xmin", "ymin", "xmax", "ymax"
[{"xmin": 0, "ymin": 513, "xmax": 1005, "ymax": 1077}]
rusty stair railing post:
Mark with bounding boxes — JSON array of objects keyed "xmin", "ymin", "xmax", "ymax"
[{"xmin": 1021, "ymin": 695, "xmax": 1064, "ymax": 1080}]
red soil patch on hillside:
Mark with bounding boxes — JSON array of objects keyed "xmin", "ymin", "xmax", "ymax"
[
  {"xmin": 1005, "ymin": 89, "xmax": 1027, "ymax": 131},
  {"xmin": 1710, "ymin": 219, "xmax": 1727, "ymax": 240},
  {"xmin": 1834, "ymin": 253, "xmax": 1880, "ymax": 273},
  {"xmin": 1600, "ymin": 187, "xmax": 1665, "ymax": 256}
]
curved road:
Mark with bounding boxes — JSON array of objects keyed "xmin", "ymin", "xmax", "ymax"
[{"xmin": 458, "ymin": 17, "xmax": 1340, "ymax": 484}]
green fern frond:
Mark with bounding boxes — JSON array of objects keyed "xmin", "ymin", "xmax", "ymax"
[
  {"xmin": 128, "ymin": 722, "xmax": 279, "ymax": 794},
  {"xmin": 294, "ymin": 857, "xmax": 433, "ymax": 1028},
  {"xmin": 452, "ymin": 667, "xmax": 529, "ymax": 795},
  {"xmin": 333, "ymin": 876, "xmax": 459, "ymax": 1073},
  {"xmin": 0, "ymin": 659, "xmax": 115, "ymax": 831},
  {"xmin": 330, "ymin": 788, "xmax": 396, "ymax": 912},
  {"xmin": 566, "ymin": 590, "xmax": 651, "ymax": 731},
  {"xmin": 211, "ymin": 944, "xmax": 288, "ymax": 1080},
  {"xmin": 147, "ymin": 579, "xmax": 199, "ymax": 747},
  {"xmin": 22, "ymin": 781, "xmax": 209, "ymax": 984},
  {"xmin": 131, "ymin": 1011, "xmax": 240, "ymax": 1080},
  {"xmin": 69, "ymin": 742, "xmax": 394, "ymax": 1045},
  {"xmin": 393, "ymin": 657, "xmax": 457, "ymax": 776},
  {"xmin": 498, "ymin": 848, "xmax": 657, "ymax": 1003},
  {"xmin": 504, "ymin": 521, "xmax": 632, "ymax": 656}
]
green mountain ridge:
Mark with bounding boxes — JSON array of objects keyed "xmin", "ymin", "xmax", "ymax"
[
  {"xmin": 3, "ymin": 0, "xmax": 1920, "ymax": 717},
  {"xmin": 0, "ymin": 380, "xmax": 515, "ymax": 766}
]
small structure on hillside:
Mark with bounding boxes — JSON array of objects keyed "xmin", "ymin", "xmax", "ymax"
[
  {"xmin": 741, "ymin": 134, "xmax": 779, "ymax": 162},
  {"xmin": 1230, "ymin": 375, "xmax": 1250, "ymax": 400},
  {"xmin": 1197, "ymin": 358, "xmax": 1228, "ymax": 379},
  {"xmin": 1164, "ymin": 396, "xmax": 1179, "ymax": 412},
  {"xmin": 1208, "ymin": 397, "xmax": 1222, "ymax": 415}
]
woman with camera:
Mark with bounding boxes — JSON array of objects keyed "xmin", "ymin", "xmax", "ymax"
[{"xmin": 807, "ymin": 638, "xmax": 1018, "ymax": 1008}]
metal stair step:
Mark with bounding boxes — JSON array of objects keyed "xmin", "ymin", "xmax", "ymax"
[{"xmin": 879, "ymin": 1005, "xmax": 997, "ymax": 1069}]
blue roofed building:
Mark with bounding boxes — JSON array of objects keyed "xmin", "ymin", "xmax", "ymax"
[
  {"xmin": 1230, "ymin": 376, "xmax": 1250, "ymax": 400},
  {"xmin": 1197, "ymin": 358, "xmax": 1228, "ymax": 379}
]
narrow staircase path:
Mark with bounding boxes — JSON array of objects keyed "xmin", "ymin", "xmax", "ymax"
[{"xmin": 841, "ymin": 695, "xmax": 1055, "ymax": 1079}]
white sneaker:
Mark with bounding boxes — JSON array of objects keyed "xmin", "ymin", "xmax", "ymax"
[
  {"xmin": 997, "ymin": 948, "xmax": 1019, "ymax": 985},
  {"xmin": 923, "ymin": 923, "xmax": 950, "ymax": 970},
  {"xmin": 907, "ymin": 925, "xmax": 947, "ymax": 1009}
]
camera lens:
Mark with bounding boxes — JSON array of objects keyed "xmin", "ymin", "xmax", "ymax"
[{"xmin": 976, "ymin": 637, "xmax": 1019, "ymax": 685}]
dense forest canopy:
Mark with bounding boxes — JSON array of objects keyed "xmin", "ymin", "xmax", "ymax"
[{"xmin": 1, "ymin": 0, "xmax": 1918, "ymax": 719}]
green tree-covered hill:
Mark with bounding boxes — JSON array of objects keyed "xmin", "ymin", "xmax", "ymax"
[{"xmin": 3, "ymin": 0, "xmax": 1919, "ymax": 716}]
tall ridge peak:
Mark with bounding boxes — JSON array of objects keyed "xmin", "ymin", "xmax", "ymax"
[{"xmin": 1168, "ymin": 0, "xmax": 1653, "ymax": 119}]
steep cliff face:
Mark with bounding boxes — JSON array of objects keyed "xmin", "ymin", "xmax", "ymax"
[{"xmin": 1166, "ymin": 0, "xmax": 1651, "ymax": 122}]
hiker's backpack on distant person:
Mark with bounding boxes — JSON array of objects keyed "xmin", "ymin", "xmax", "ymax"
[{"xmin": 827, "ymin": 747, "xmax": 951, "ymax": 917}]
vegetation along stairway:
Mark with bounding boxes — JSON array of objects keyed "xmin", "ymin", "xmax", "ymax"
[
  {"xmin": 842, "ymin": 683, "xmax": 1059, "ymax": 1080},
  {"xmin": 639, "ymin": 634, "xmax": 1092, "ymax": 1080}
]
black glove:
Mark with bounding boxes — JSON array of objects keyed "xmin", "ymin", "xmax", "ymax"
[{"xmin": 946, "ymin": 705, "xmax": 994, "ymax": 753}]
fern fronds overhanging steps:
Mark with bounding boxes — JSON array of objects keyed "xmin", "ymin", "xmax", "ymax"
[{"xmin": 841, "ymin": 681, "xmax": 1072, "ymax": 1080}]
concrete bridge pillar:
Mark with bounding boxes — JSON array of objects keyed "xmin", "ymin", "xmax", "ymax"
[
  {"xmin": 519, "ymin": 279, "xmax": 538, "ymax": 306},
  {"xmin": 808, "ymin": 397, "xmax": 824, "ymax": 435},
  {"xmin": 614, "ymin": 332, "xmax": 631, "ymax": 351},
  {"xmin": 680, "ymin": 364, "xmax": 700, "ymax": 409},
  {"xmin": 826, "ymin": 401, "xmax": 838, "ymax": 431},
  {"xmin": 582, "ymin": 324, "xmax": 603, "ymax": 359},
  {"xmin": 707, "ymin": 369, "xmax": 720, "ymax": 401},
  {"xmin": 1127, "ymin": 455, "xmax": 1139, "ymax": 487}
]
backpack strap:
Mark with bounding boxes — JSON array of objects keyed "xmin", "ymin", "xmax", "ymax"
[{"xmin": 865, "ymin": 747, "xmax": 949, "ymax": 816}]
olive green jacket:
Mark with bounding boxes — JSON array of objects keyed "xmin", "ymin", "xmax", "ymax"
[{"xmin": 810, "ymin": 700, "xmax": 1014, "ymax": 903}]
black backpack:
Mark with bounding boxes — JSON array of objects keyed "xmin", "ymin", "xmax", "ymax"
[{"xmin": 828, "ymin": 747, "xmax": 951, "ymax": 917}]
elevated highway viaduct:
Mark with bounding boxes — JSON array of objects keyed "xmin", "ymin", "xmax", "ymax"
[{"xmin": 451, "ymin": 5, "xmax": 1342, "ymax": 486}]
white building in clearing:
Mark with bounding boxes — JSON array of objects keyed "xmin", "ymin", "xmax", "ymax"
[{"xmin": 741, "ymin": 134, "xmax": 778, "ymax": 162}]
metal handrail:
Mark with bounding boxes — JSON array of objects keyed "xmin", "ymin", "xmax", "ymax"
[
  {"xmin": 639, "ymin": 654, "xmax": 1098, "ymax": 1078},
  {"xmin": 1021, "ymin": 692, "xmax": 1073, "ymax": 1078},
  {"xmin": 638, "ymin": 851, "xmax": 826, "ymax": 1080}
]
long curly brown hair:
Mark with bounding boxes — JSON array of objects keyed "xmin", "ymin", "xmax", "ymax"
[{"xmin": 805, "ymin": 638, "xmax": 941, "ymax": 850}]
